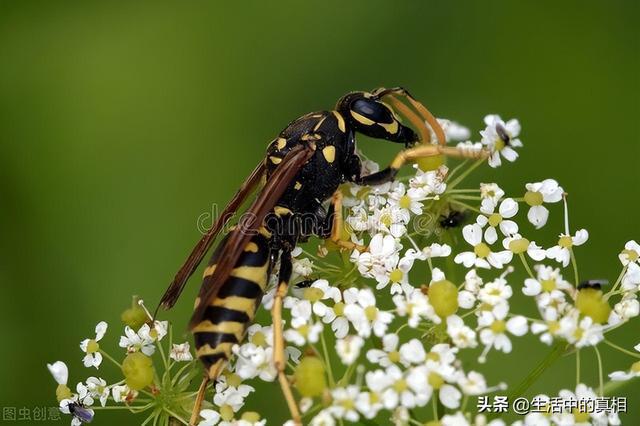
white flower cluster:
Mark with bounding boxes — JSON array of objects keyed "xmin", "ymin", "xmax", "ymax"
[{"xmin": 48, "ymin": 115, "xmax": 639, "ymax": 426}]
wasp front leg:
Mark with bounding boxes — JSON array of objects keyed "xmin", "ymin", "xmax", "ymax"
[
  {"xmin": 356, "ymin": 144, "xmax": 489, "ymax": 186},
  {"xmin": 271, "ymin": 249, "xmax": 302, "ymax": 425}
]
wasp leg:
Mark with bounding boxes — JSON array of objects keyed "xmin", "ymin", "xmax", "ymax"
[
  {"xmin": 374, "ymin": 87, "xmax": 447, "ymax": 146},
  {"xmin": 325, "ymin": 191, "xmax": 367, "ymax": 252},
  {"xmin": 188, "ymin": 375, "xmax": 211, "ymax": 426},
  {"xmin": 271, "ymin": 249, "xmax": 302, "ymax": 425},
  {"xmin": 356, "ymin": 144, "xmax": 489, "ymax": 186}
]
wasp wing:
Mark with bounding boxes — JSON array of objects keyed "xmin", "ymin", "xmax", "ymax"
[
  {"xmin": 189, "ymin": 143, "xmax": 315, "ymax": 328},
  {"xmin": 157, "ymin": 160, "xmax": 266, "ymax": 312}
]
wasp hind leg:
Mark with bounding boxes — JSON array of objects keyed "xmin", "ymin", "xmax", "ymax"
[
  {"xmin": 318, "ymin": 191, "xmax": 367, "ymax": 252},
  {"xmin": 271, "ymin": 249, "xmax": 302, "ymax": 425},
  {"xmin": 188, "ymin": 375, "xmax": 210, "ymax": 426}
]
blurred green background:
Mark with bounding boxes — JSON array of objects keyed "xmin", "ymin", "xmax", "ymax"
[{"xmin": 0, "ymin": 1, "xmax": 638, "ymax": 424}]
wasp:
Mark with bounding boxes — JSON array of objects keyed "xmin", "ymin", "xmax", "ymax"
[{"xmin": 156, "ymin": 87, "xmax": 488, "ymax": 425}]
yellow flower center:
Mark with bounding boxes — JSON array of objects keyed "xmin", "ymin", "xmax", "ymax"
[
  {"xmin": 509, "ymin": 238, "xmax": 530, "ymax": 254},
  {"xmin": 393, "ymin": 379, "xmax": 408, "ymax": 393},
  {"xmin": 251, "ymin": 331, "xmax": 267, "ymax": 347},
  {"xmin": 381, "ymin": 213, "xmax": 392, "ymax": 228},
  {"xmin": 389, "ymin": 268, "xmax": 404, "ymax": 283},
  {"xmin": 341, "ymin": 398, "xmax": 355, "ymax": 410},
  {"xmin": 474, "ymin": 243, "xmax": 491, "ymax": 258},
  {"xmin": 297, "ymin": 324, "xmax": 310, "ymax": 337},
  {"xmin": 490, "ymin": 320, "xmax": 506, "ymax": 333},
  {"xmin": 428, "ymin": 372, "xmax": 445, "ymax": 389},
  {"xmin": 333, "ymin": 302, "xmax": 345, "ymax": 316},
  {"xmin": 524, "ymin": 191, "xmax": 544, "ymax": 206},
  {"xmin": 547, "ymin": 320, "xmax": 560, "ymax": 334},
  {"xmin": 558, "ymin": 236, "xmax": 573, "ymax": 248},
  {"xmin": 220, "ymin": 404, "xmax": 234, "ymax": 422},
  {"xmin": 622, "ymin": 249, "xmax": 639, "ymax": 262},
  {"xmin": 56, "ymin": 384, "xmax": 72, "ymax": 402},
  {"xmin": 365, "ymin": 306, "xmax": 378, "ymax": 321},
  {"xmin": 427, "ymin": 352, "xmax": 440, "ymax": 362},
  {"xmin": 572, "ymin": 408, "xmax": 590, "ymax": 423},
  {"xmin": 241, "ymin": 412, "xmax": 261, "ymax": 423},
  {"xmin": 399, "ymin": 195, "xmax": 412, "ymax": 210},
  {"xmin": 303, "ymin": 287, "xmax": 324, "ymax": 302},
  {"xmin": 541, "ymin": 279, "xmax": 556, "ymax": 292},
  {"xmin": 488, "ymin": 213, "xmax": 502, "ymax": 227},
  {"xmin": 227, "ymin": 373, "xmax": 242, "ymax": 388},
  {"xmin": 631, "ymin": 361, "xmax": 640, "ymax": 373},
  {"xmin": 86, "ymin": 339, "xmax": 100, "ymax": 354},
  {"xmin": 494, "ymin": 138, "xmax": 506, "ymax": 151}
]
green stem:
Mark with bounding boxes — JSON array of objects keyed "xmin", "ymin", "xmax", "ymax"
[
  {"xmin": 508, "ymin": 342, "xmax": 567, "ymax": 400},
  {"xmin": 594, "ymin": 345, "xmax": 604, "ymax": 396},
  {"xmin": 320, "ymin": 329, "xmax": 336, "ymax": 387},
  {"xmin": 518, "ymin": 253, "xmax": 535, "ymax": 279},
  {"xmin": 569, "ymin": 248, "xmax": 580, "ymax": 286},
  {"xmin": 449, "ymin": 158, "xmax": 484, "ymax": 189},
  {"xmin": 606, "ymin": 265, "xmax": 628, "ymax": 298},
  {"xmin": 603, "ymin": 339, "xmax": 640, "ymax": 358},
  {"xmin": 432, "ymin": 391, "xmax": 439, "ymax": 420},
  {"xmin": 100, "ymin": 350, "xmax": 122, "ymax": 369},
  {"xmin": 576, "ymin": 349, "xmax": 581, "ymax": 386},
  {"xmin": 603, "ymin": 376, "xmax": 639, "ymax": 395}
]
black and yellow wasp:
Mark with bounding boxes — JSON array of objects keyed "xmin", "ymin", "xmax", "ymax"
[{"xmin": 155, "ymin": 87, "xmax": 487, "ymax": 425}]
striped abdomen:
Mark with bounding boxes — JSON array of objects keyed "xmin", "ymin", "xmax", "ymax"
[{"xmin": 192, "ymin": 228, "xmax": 272, "ymax": 379}]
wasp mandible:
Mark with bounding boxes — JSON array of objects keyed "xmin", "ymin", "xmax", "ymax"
[{"xmin": 155, "ymin": 87, "xmax": 489, "ymax": 425}]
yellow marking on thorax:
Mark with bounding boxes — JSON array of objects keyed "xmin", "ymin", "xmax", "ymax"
[
  {"xmin": 301, "ymin": 133, "xmax": 321, "ymax": 142},
  {"xmin": 350, "ymin": 110, "xmax": 375, "ymax": 125},
  {"xmin": 294, "ymin": 181, "xmax": 302, "ymax": 190},
  {"xmin": 192, "ymin": 320, "xmax": 245, "ymax": 341},
  {"xmin": 380, "ymin": 120, "xmax": 399, "ymax": 134},
  {"xmin": 332, "ymin": 111, "xmax": 346, "ymax": 132},
  {"xmin": 270, "ymin": 156, "xmax": 282, "ymax": 164},
  {"xmin": 274, "ymin": 206, "xmax": 292, "ymax": 216},
  {"xmin": 245, "ymin": 242, "xmax": 259, "ymax": 253},
  {"xmin": 313, "ymin": 116, "xmax": 327, "ymax": 131},
  {"xmin": 258, "ymin": 226, "xmax": 272, "ymax": 238},
  {"xmin": 211, "ymin": 296, "xmax": 257, "ymax": 315},
  {"xmin": 203, "ymin": 264, "xmax": 217, "ymax": 278},
  {"xmin": 322, "ymin": 146, "xmax": 336, "ymax": 163},
  {"xmin": 276, "ymin": 137, "xmax": 287, "ymax": 150},
  {"xmin": 196, "ymin": 342, "xmax": 234, "ymax": 358},
  {"xmin": 231, "ymin": 264, "xmax": 269, "ymax": 289}
]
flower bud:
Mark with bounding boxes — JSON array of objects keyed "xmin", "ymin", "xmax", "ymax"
[
  {"xmin": 416, "ymin": 154, "xmax": 444, "ymax": 172},
  {"xmin": 429, "ymin": 280, "xmax": 459, "ymax": 318},
  {"xmin": 121, "ymin": 298, "xmax": 148, "ymax": 330},
  {"xmin": 294, "ymin": 356, "xmax": 326, "ymax": 397},
  {"xmin": 575, "ymin": 288, "xmax": 611, "ymax": 324},
  {"xmin": 122, "ymin": 352, "xmax": 154, "ymax": 390}
]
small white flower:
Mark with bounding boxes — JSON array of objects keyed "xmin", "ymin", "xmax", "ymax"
[
  {"xmin": 522, "ymin": 265, "xmax": 572, "ymax": 297},
  {"xmin": 480, "ymin": 183, "xmax": 505, "ymax": 204},
  {"xmin": 446, "ymin": 315, "xmax": 478, "ymax": 349},
  {"xmin": 559, "ymin": 310, "xmax": 603, "ymax": 347},
  {"xmin": 608, "ymin": 345, "xmax": 640, "ymax": 381},
  {"xmin": 336, "ymin": 335, "xmax": 364, "ymax": 365},
  {"xmin": 60, "ymin": 383, "xmax": 95, "ymax": 425},
  {"xmin": 367, "ymin": 334, "xmax": 400, "ymax": 367},
  {"xmin": 437, "ymin": 118, "xmax": 471, "ymax": 142},
  {"xmin": 284, "ymin": 320, "xmax": 323, "ymax": 346},
  {"xmin": 480, "ymin": 114, "xmax": 523, "ymax": 168},
  {"xmin": 79, "ymin": 321, "xmax": 108, "ymax": 368},
  {"xmin": 408, "ymin": 166, "xmax": 447, "ymax": 198},
  {"xmin": 370, "ymin": 204, "xmax": 410, "ymax": 238},
  {"xmin": 119, "ymin": 325, "xmax": 155, "ymax": 356},
  {"xmin": 609, "ymin": 294, "xmax": 640, "ymax": 325},
  {"xmin": 524, "ymin": 179, "xmax": 564, "ymax": 229},
  {"xmin": 350, "ymin": 233, "xmax": 401, "ymax": 289},
  {"xmin": 198, "ymin": 409, "xmax": 221, "ymax": 426},
  {"xmin": 213, "ymin": 383, "xmax": 254, "ymax": 413},
  {"xmin": 457, "ymin": 371, "xmax": 487, "ymax": 396},
  {"xmin": 619, "ymin": 240, "xmax": 640, "ymax": 266},
  {"xmin": 398, "ymin": 339, "xmax": 427, "ymax": 366},
  {"xmin": 328, "ymin": 386, "xmax": 361, "ymax": 422},
  {"xmin": 170, "ymin": 342, "xmax": 194, "ymax": 362},
  {"xmin": 546, "ymin": 229, "xmax": 589, "ymax": 267},
  {"xmin": 234, "ymin": 343, "xmax": 277, "ymax": 381},
  {"xmin": 502, "ymin": 234, "xmax": 547, "ymax": 261},
  {"xmin": 112, "ymin": 384, "xmax": 137, "ymax": 403},
  {"xmin": 378, "ymin": 365, "xmax": 423, "ymax": 409},
  {"xmin": 478, "ymin": 303, "xmax": 528, "ymax": 361},
  {"xmin": 85, "ymin": 377, "xmax": 109, "ymax": 407},
  {"xmin": 309, "ymin": 410, "xmax": 335, "ymax": 426},
  {"xmin": 47, "ymin": 361, "xmax": 68, "ymax": 385},
  {"xmin": 454, "ymin": 224, "xmax": 513, "ymax": 269},
  {"xmin": 343, "ymin": 288, "xmax": 393, "ymax": 337},
  {"xmin": 292, "ymin": 257, "xmax": 314, "ymax": 278},
  {"xmin": 388, "ymin": 182, "xmax": 425, "ymax": 215},
  {"xmin": 479, "ymin": 277, "xmax": 513, "ymax": 306},
  {"xmin": 476, "ymin": 198, "xmax": 519, "ymax": 244}
]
